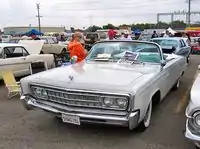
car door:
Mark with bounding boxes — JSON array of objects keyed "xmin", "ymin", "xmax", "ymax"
[{"xmin": 0, "ymin": 46, "xmax": 30, "ymax": 77}]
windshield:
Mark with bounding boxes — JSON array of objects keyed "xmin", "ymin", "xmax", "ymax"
[
  {"xmin": 9, "ymin": 39, "xmax": 20, "ymax": 43},
  {"xmin": 152, "ymin": 39, "xmax": 178, "ymax": 48},
  {"xmin": 86, "ymin": 33, "xmax": 99, "ymax": 39},
  {"xmin": 86, "ymin": 42, "xmax": 161, "ymax": 64}
]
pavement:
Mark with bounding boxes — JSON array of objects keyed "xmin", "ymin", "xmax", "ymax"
[{"xmin": 0, "ymin": 55, "xmax": 200, "ymax": 149}]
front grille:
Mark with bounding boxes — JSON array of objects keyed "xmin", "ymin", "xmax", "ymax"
[{"xmin": 31, "ymin": 86, "xmax": 103, "ymax": 108}]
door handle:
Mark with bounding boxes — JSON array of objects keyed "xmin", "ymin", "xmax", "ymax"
[{"xmin": 21, "ymin": 57, "xmax": 26, "ymax": 60}]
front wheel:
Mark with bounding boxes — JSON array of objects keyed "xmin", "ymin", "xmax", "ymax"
[{"xmin": 136, "ymin": 100, "xmax": 152, "ymax": 132}]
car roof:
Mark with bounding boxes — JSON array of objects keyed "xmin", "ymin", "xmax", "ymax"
[
  {"xmin": 0, "ymin": 43, "xmax": 25, "ymax": 48},
  {"xmin": 41, "ymin": 36, "xmax": 56, "ymax": 38}
]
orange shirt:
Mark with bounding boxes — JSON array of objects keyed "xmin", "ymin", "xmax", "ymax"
[{"xmin": 68, "ymin": 41, "xmax": 87, "ymax": 63}]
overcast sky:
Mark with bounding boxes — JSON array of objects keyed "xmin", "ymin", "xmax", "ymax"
[{"xmin": 0, "ymin": 0, "xmax": 200, "ymax": 29}]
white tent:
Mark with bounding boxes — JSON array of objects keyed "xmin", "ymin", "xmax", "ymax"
[{"xmin": 163, "ymin": 28, "xmax": 177, "ymax": 35}]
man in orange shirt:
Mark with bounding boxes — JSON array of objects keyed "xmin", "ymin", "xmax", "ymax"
[{"xmin": 68, "ymin": 32, "xmax": 87, "ymax": 63}]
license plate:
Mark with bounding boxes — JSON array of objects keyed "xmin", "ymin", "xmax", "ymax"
[{"xmin": 61, "ymin": 113, "xmax": 80, "ymax": 125}]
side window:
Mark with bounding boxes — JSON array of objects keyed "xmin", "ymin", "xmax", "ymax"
[
  {"xmin": 22, "ymin": 47, "xmax": 29, "ymax": 56},
  {"xmin": 180, "ymin": 40, "xmax": 186, "ymax": 48},
  {"xmin": 3, "ymin": 47, "xmax": 29, "ymax": 58},
  {"xmin": 48, "ymin": 38, "xmax": 56, "ymax": 44},
  {"xmin": 0, "ymin": 49, "xmax": 3, "ymax": 59}
]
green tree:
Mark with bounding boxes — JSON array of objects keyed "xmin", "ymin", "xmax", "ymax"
[
  {"xmin": 156, "ymin": 22, "xmax": 169, "ymax": 29},
  {"xmin": 86, "ymin": 25, "xmax": 102, "ymax": 32},
  {"xmin": 170, "ymin": 20, "xmax": 186, "ymax": 28},
  {"xmin": 103, "ymin": 23, "xmax": 118, "ymax": 29}
]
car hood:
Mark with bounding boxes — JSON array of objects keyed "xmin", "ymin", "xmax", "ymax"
[
  {"xmin": 18, "ymin": 40, "xmax": 45, "ymax": 54},
  {"xmin": 24, "ymin": 61, "xmax": 160, "ymax": 92}
]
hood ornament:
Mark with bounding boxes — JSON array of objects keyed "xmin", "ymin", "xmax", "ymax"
[{"xmin": 69, "ymin": 75, "xmax": 74, "ymax": 81}]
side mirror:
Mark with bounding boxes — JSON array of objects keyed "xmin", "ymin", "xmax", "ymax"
[
  {"xmin": 198, "ymin": 65, "xmax": 200, "ymax": 70},
  {"xmin": 160, "ymin": 60, "xmax": 166, "ymax": 67}
]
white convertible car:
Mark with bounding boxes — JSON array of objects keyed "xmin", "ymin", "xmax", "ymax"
[
  {"xmin": 20, "ymin": 40, "xmax": 187, "ymax": 131},
  {"xmin": 0, "ymin": 40, "xmax": 55, "ymax": 79},
  {"xmin": 185, "ymin": 65, "xmax": 200, "ymax": 149}
]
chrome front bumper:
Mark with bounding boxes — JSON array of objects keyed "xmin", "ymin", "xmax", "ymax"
[
  {"xmin": 20, "ymin": 95, "xmax": 139, "ymax": 130},
  {"xmin": 185, "ymin": 119, "xmax": 200, "ymax": 148}
]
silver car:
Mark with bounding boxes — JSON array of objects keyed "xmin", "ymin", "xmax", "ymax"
[
  {"xmin": 20, "ymin": 40, "xmax": 187, "ymax": 131},
  {"xmin": 185, "ymin": 65, "xmax": 200, "ymax": 149},
  {"xmin": 151, "ymin": 37, "xmax": 191, "ymax": 63}
]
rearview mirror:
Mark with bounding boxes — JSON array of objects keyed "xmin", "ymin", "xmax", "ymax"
[{"xmin": 160, "ymin": 60, "xmax": 166, "ymax": 67}]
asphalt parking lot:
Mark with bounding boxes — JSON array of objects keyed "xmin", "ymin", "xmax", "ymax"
[{"xmin": 0, "ymin": 55, "xmax": 200, "ymax": 149}]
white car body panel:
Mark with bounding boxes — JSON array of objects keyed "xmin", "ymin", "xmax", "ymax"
[
  {"xmin": 0, "ymin": 42, "xmax": 55, "ymax": 79},
  {"xmin": 185, "ymin": 65, "xmax": 200, "ymax": 148}
]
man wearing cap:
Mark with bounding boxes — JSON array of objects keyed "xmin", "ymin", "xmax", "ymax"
[
  {"xmin": 120, "ymin": 30, "xmax": 132, "ymax": 40},
  {"xmin": 30, "ymin": 33, "xmax": 41, "ymax": 40}
]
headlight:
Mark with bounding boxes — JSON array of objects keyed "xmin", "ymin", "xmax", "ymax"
[
  {"xmin": 102, "ymin": 97, "xmax": 128, "ymax": 110},
  {"xmin": 193, "ymin": 111, "xmax": 200, "ymax": 126},
  {"xmin": 103, "ymin": 97, "xmax": 114, "ymax": 106},
  {"xmin": 116, "ymin": 98, "xmax": 127, "ymax": 108}
]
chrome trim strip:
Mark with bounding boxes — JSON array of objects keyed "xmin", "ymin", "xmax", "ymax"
[
  {"xmin": 29, "ymin": 83, "xmax": 131, "ymax": 97},
  {"xmin": 185, "ymin": 119, "xmax": 200, "ymax": 142},
  {"xmin": 26, "ymin": 99, "xmax": 137, "ymax": 122}
]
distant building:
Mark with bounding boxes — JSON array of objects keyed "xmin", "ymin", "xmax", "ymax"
[{"xmin": 3, "ymin": 26, "xmax": 65, "ymax": 35}]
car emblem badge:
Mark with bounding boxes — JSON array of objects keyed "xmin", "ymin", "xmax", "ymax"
[{"xmin": 69, "ymin": 75, "xmax": 74, "ymax": 81}]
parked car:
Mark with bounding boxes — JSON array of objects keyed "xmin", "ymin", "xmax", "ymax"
[
  {"xmin": 20, "ymin": 40, "xmax": 187, "ymax": 131},
  {"xmin": 39, "ymin": 36, "xmax": 67, "ymax": 55},
  {"xmin": 0, "ymin": 41, "xmax": 55, "ymax": 79},
  {"xmin": 185, "ymin": 65, "xmax": 200, "ymax": 149},
  {"xmin": 1, "ymin": 35, "xmax": 12, "ymax": 43},
  {"xmin": 138, "ymin": 33, "xmax": 152, "ymax": 41},
  {"xmin": 151, "ymin": 37, "xmax": 191, "ymax": 63},
  {"xmin": 7, "ymin": 36, "xmax": 67, "ymax": 55},
  {"xmin": 85, "ymin": 32, "xmax": 100, "ymax": 51}
]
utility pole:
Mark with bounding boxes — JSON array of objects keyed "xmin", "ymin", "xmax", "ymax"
[
  {"xmin": 36, "ymin": 3, "xmax": 42, "ymax": 32},
  {"xmin": 188, "ymin": 0, "xmax": 191, "ymax": 27},
  {"xmin": 89, "ymin": 15, "xmax": 93, "ymax": 26}
]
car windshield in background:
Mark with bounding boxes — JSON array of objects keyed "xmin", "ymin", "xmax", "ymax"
[
  {"xmin": 87, "ymin": 42, "xmax": 161, "ymax": 64},
  {"xmin": 152, "ymin": 39, "xmax": 178, "ymax": 48},
  {"xmin": 86, "ymin": 34, "xmax": 98, "ymax": 39},
  {"xmin": 9, "ymin": 39, "xmax": 20, "ymax": 43}
]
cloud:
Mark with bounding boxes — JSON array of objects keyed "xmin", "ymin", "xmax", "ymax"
[{"xmin": 0, "ymin": 0, "xmax": 200, "ymax": 29}]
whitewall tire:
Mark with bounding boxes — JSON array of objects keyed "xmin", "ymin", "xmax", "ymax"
[{"xmin": 136, "ymin": 100, "xmax": 152, "ymax": 132}]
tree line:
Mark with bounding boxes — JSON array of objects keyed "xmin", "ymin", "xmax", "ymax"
[{"xmin": 77, "ymin": 20, "xmax": 200, "ymax": 32}]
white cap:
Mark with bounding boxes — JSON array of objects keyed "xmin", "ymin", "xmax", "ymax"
[{"xmin": 124, "ymin": 30, "xmax": 130, "ymax": 35}]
